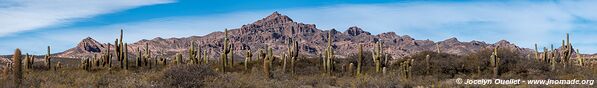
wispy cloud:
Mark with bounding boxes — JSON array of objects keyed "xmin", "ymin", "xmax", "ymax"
[
  {"xmin": 2, "ymin": 0, "xmax": 597, "ymax": 54},
  {"xmin": 0, "ymin": 0, "xmax": 173, "ymax": 37}
]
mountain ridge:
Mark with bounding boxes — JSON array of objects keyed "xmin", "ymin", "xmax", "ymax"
[{"xmin": 52, "ymin": 12, "xmax": 568, "ymax": 60}]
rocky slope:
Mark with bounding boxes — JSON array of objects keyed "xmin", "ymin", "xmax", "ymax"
[{"xmin": 56, "ymin": 12, "xmax": 544, "ymax": 60}]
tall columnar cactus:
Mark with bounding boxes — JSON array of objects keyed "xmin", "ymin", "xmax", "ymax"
[
  {"xmin": 356, "ymin": 44, "xmax": 363, "ymax": 76},
  {"xmin": 576, "ymin": 49, "xmax": 584, "ymax": 66},
  {"xmin": 203, "ymin": 49, "xmax": 209, "ymax": 64},
  {"xmin": 145, "ymin": 43, "xmax": 151, "ymax": 68},
  {"xmin": 81, "ymin": 57, "xmax": 91, "ymax": 71},
  {"xmin": 287, "ymin": 38, "xmax": 299, "ymax": 73},
  {"xmin": 87, "ymin": 57, "xmax": 92, "ymax": 70},
  {"xmin": 263, "ymin": 47, "xmax": 272, "ymax": 78},
  {"xmin": 12, "ymin": 49, "xmax": 23, "ymax": 87},
  {"xmin": 115, "ymin": 39, "xmax": 120, "ymax": 62},
  {"xmin": 137, "ymin": 47, "xmax": 142, "ymax": 67},
  {"xmin": 490, "ymin": 46, "xmax": 500, "ymax": 77},
  {"xmin": 382, "ymin": 67, "xmax": 387, "ymax": 75},
  {"xmin": 175, "ymin": 53, "xmax": 183, "ymax": 65},
  {"xmin": 189, "ymin": 41, "xmax": 198, "ymax": 64},
  {"xmin": 119, "ymin": 30, "xmax": 124, "ymax": 62},
  {"xmin": 124, "ymin": 43, "xmax": 129, "ymax": 70},
  {"xmin": 116, "ymin": 29, "xmax": 127, "ymax": 69},
  {"xmin": 534, "ymin": 44, "xmax": 539, "ymax": 60},
  {"xmin": 372, "ymin": 41, "xmax": 383, "ymax": 73},
  {"xmin": 400, "ymin": 58, "xmax": 412, "ymax": 80},
  {"xmin": 24, "ymin": 54, "xmax": 30, "ymax": 70},
  {"xmin": 45, "ymin": 46, "xmax": 52, "ymax": 70},
  {"xmin": 104, "ymin": 44, "xmax": 111, "ymax": 68},
  {"xmin": 55, "ymin": 62, "xmax": 62, "ymax": 71},
  {"xmin": 562, "ymin": 33, "xmax": 573, "ymax": 64},
  {"xmin": 220, "ymin": 29, "xmax": 232, "ymax": 72},
  {"xmin": 94, "ymin": 54, "xmax": 100, "ymax": 67},
  {"xmin": 541, "ymin": 47, "xmax": 547, "ymax": 62},
  {"xmin": 245, "ymin": 50, "xmax": 252, "ymax": 70},
  {"xmin": 324, "ymin": 32, "xmax": 335, "ymax": 74},
  {"xmin": 258, "ymin": 49, "xmax": 265, "ymax": 61},
  {"xmin": 348, "ymin": 63, "xmax": 354, "ymax": 75},
  {"xmin": 320, "ymin": 53, "xmax": 325, "ymax": 73}
]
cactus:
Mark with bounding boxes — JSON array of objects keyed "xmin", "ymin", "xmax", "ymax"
[
  {"xmin": 24, "ymin": 54, "xmax": 30, "ymax": 70},
  {"xmin": 137, "ymin": 47, "xmax": 142, "ymax": 67},
  {"xmin": 372, "ymin": 41, "xmax": 383, "ymax": 73},
  {"xmin": 577, "ymin": 49, "xmax": 584, "ymax": 66},
  {"xmin": 119, "ymin": 29, "xmax": 124, "ymax": 62},
  {"xmin": 116, "ymin": 29, "xmax": 127, "ymax": 69},
  {"xmin": 82, "ymin": 57, "xmax": 91, "ymax": 71},
  {"xmin": 549, "ymin": 44, "xmax": 554, "ymax": 64},
  {"xmin": 320, "ymin": 53, "xmax": 325, "ymax": 73},
  {"xmin": 145, "ymin": 43, "xmax": 152, "ymax": 68},
  {"xmin": 382, "ymin": 67, "xmax": 387, "ymax": 75},
  {"xmin": 189, "ymin": 41, "xmax": 198, "ymax": 64},
  {"xmin": 45, "ymin": 46, "xmax": 52, "ymax": 70},
  {"xmin": 263, "ymin": 47, "xmax": 272, "ymax": 78},
  {"xmin": 115, "ymin": 39, "xmax": 120, "ymax": 62},
  {"xmin": 348, "ymin": 63, "xmax": 354, "ymax": 75},
  {"xmin": 245, "ymin": 50, "xmax": 252, "ymax": 70},
  {"xmin": 534, "ymin": 43, "xmax": 539, "ymax": 60},
  {"xmin": 55, "ymin": 62, "xmax": 62, "ymax": 71},
  {"xmin": 323, "ymin": 32, "xmax": 335, "ymax": 74},
  {"xmin": 124, "ymin": 43, "xmax": 129, "ymax": 70},
  {"xmin": 203, "ymin": 49, "xmax": 209, "ymax": 64},
  {"xmin": 543, "ymin": 47, "xmax": 548, "ymax": 62},
  {"xmin": 106, "ymin": 43, "xmax": 111, "ymax": 68},
  {"xmin": 287, "ymin": 38, "xmax": 299, "ymax": 74},
  {"xmin": 357, "ymin": 44, "xmax": 363, "ymax": 76},
  {"xmin": 94, "ymin": 54, "xmax": 100, "ymax": 67},
  {"xmin": 220, "ymin": 29, "xmax": 232, "ymax": 72},
  {"xmin": 562, "ymin": 33, "xmax": 573, "ymax": 64},
  {"xmin": 12, "ymin": 49, "xmax": 23, "ymax": 87},
  {"xmin": 400, "ymin": 58, "xmax": 412, "ymax": 80},
  {"xmin": 175, "ymin": 53, "xmax": 183, "ymax": 65},
  {"xmin": 490, "ymin": 46, "xmax": 500, "ymax": 77}
]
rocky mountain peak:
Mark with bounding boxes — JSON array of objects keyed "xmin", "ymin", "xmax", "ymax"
[
  {"xmin": 252, "ymin": 12, "xmax": 294, "ymax": 26},
  {"xmin": 442, "ymin": 37, "xmax": 460, "ymax": 44},
  {"xmin": 344, "ymin": 26, "xmax": 371, "ymax": 36},
  {"xmin": 495, "ymin": 40, "xmax": 511, "ymax": 45},
  {"xmin": 75, "ymin": 37, "xmax": 103, "ymax": 53}
]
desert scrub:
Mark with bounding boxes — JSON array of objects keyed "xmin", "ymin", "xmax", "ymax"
[{"xmin": 158, "ymin": 64, "xmax": 217, "ymax": 87}]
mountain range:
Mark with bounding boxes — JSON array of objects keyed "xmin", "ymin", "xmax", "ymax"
[{"xmin": 48, "ymin": 12, "xmax": 555, "ymax": 61}]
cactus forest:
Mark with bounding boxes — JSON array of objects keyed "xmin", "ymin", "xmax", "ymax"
[{"xmin": 1, "ymin": 1, "xmax": 597, "ymax": 87}]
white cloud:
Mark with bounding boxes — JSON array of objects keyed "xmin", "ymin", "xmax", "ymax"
[{"xmin": 0, "ymin": 0, "xmax": 173, "ymax": 36}]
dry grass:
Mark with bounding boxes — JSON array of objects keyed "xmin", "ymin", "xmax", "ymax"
[{"xmin": 0, "ymin": 49, "xmax": 595, "ymax": 88}]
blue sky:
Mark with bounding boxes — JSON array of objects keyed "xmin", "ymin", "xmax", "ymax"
[{"xmin": 1, "ymin": 0, "xmax": 597, "ymax": 55}]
